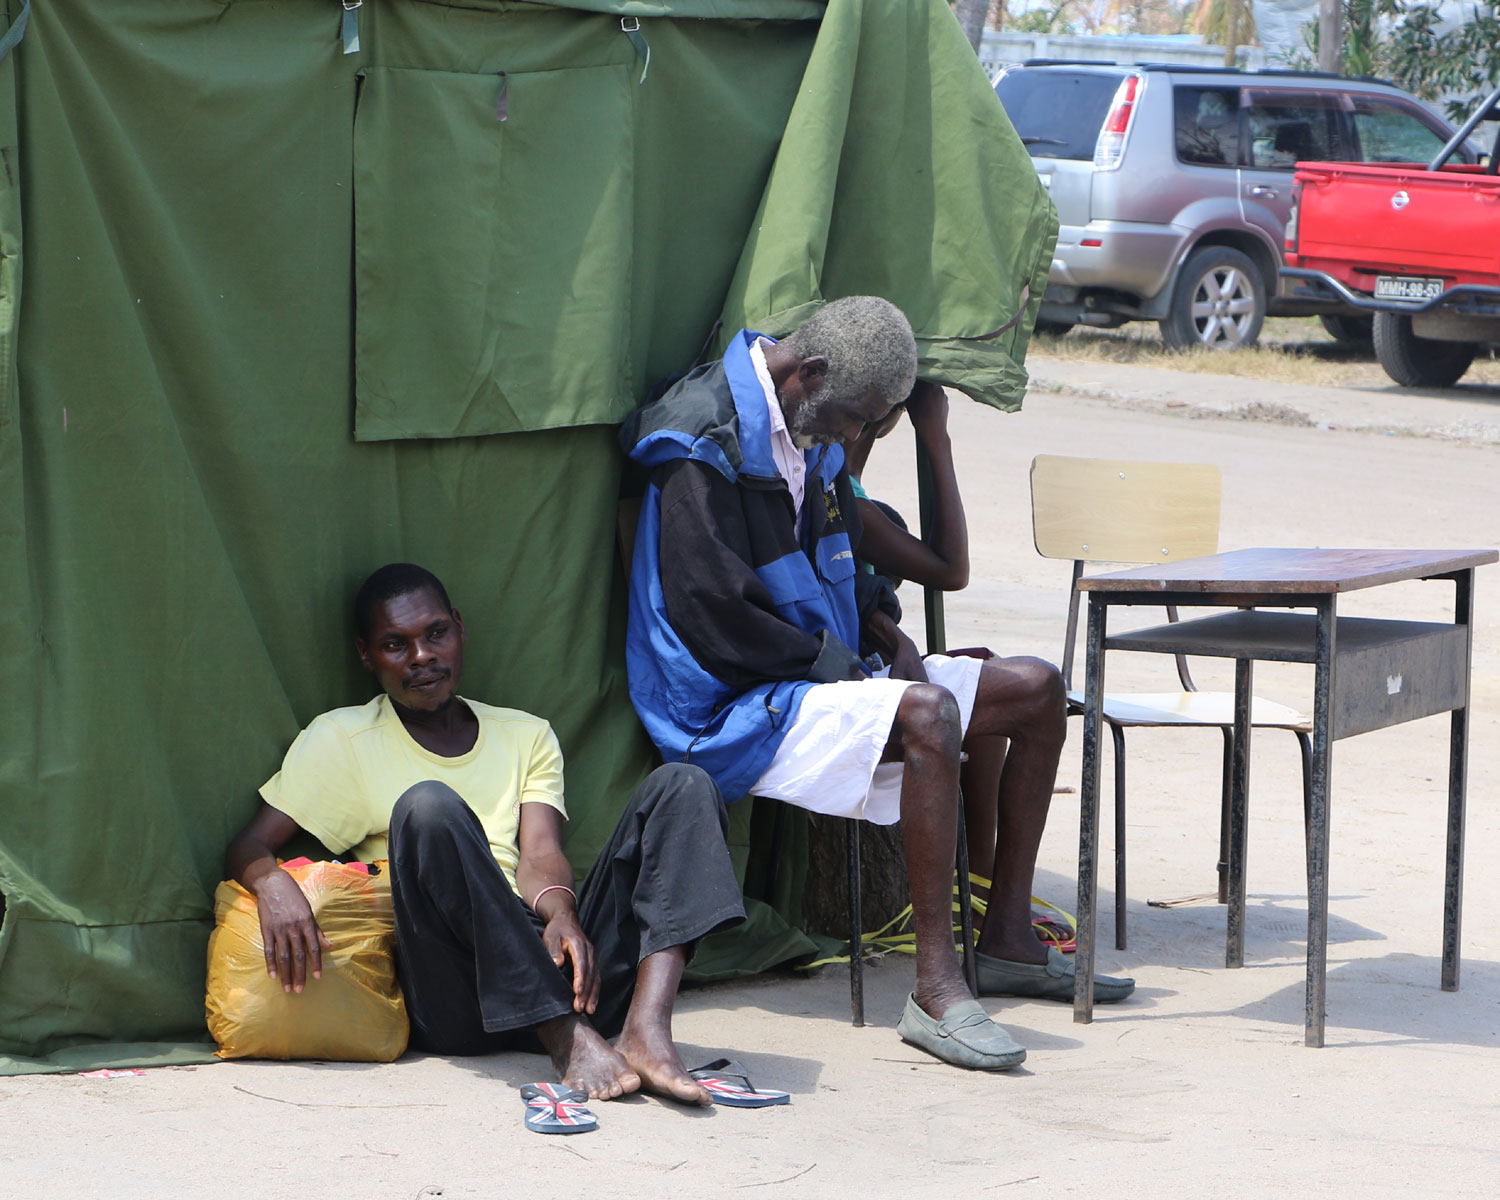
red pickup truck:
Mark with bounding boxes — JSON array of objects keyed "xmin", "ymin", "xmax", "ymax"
[{"xmin": 1281, "ymin": 84, "xmax": 1500, "ymax": 387}]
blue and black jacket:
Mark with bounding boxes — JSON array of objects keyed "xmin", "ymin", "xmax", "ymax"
[{"xmin": 620, "ymin": 330, "xmax": 898, "ymax": 803}]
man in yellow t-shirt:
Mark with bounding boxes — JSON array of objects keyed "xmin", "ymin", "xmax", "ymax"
[{"xmin": 225, "ymin": 563, "xmax": 744, "ymax": 1105}]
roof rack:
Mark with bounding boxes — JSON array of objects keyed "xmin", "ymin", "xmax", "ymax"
[
  {"xmin": 1020, "ymin": 58, "xmax": 1123, "ymax": 68},
  {"xmin": 1015, "ymin": 60, "xmax": 1399, "ymax": 89}
]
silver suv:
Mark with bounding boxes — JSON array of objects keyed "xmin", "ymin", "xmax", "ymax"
[{"xmin": 994, "ymin": 62, "xmax": 1467, "ymax": 348}]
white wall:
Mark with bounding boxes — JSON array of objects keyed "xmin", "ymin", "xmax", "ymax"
[{"xmin": 978, "ymin": 30, "xmax": 1265, "ymax": 79}]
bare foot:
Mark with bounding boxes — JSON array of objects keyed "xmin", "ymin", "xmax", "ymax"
[
  {"xmin": 614, "ymin": 1023, "xmax": 711, "ymax": 1106},
  {"xmin": 536, "ymin": 1014, "xmax": 641, "ymax": 1101}
]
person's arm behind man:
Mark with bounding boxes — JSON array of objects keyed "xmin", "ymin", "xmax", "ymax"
[
  {"xmin": 853, "ymin": 382, "xmax": 969, "ymax": 593},
  {"xmin": 656, "ymin": 458, "xmax": 866, "ymax": 689},
  {"xmin": 225, "ymin": 805, "xmax": 331, "ymax": 993}
]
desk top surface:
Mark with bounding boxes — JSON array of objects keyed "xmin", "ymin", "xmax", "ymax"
[{"xmin": 1078, "ymin": 547, "xmax": 1497, "ymax": 594}]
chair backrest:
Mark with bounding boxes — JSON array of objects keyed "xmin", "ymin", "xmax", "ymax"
[
  {"xmin": 1031, "ymin": 455, "xmax": 1221, "ymax": 566},
  {"xmin": 1030, "ymin": 455, "xmax": 1222, "ymax": 688}
]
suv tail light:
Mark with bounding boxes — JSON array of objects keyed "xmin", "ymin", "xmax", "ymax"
[
  {"xmin": 1093, "ymin": 74, "xmax": 1141, "ymax": 171},
  {"xmin": 1285, "ymin": 182, "xmax": 1302, "ymax": 254}
]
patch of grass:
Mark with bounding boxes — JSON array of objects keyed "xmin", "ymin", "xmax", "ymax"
[
  {"xmin": 1033, "ymin": 317, "xmax": 1500, "ymax": 389},
  {"xmin": 1199, "ymin": 400, "xmax": 1316, "ymax": 426}
]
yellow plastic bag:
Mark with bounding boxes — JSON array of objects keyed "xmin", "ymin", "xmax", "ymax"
[{"xmin": 205, "ymin": 859, "xmax": 409, "ymax": 1061}]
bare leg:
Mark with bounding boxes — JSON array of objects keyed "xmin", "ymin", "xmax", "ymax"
[
  {"xmin": 535, "ymin": 1014, "xmax": 641, "ymax": 1101},
  {"xmin": 960, "ymin": 734, "xmax": 1008, "ymax": 916},
  {"xmin": 962, "ymin": 657, "xmax": 1068, "ymax": 964},
  {"xmin": 613, "ymin": 945, "xmax": 712, "ymax": 1105},
  {"xmin": 886, "ymin": 684, "xmax": 973, "ymax": 1019}
]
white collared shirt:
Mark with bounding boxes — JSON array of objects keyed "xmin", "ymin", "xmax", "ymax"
[{"xmin": 749, "ymin": 337, "xmax": 806, "ymax": 518}]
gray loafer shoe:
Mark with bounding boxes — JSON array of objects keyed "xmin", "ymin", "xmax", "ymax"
[
  {"xmin": 896, "ymin": 994, "xmax": 1027, "ymax": 1071},
  {"xmin": 975, "ymin": 946, "xmax": 1135, "ymax": 1003}
]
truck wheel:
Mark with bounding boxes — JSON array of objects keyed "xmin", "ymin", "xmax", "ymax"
[
  {"xmin": 1319, "ymin": 314, "xmax": 1374, "ymax": 346},
  {"xmin": 1159, "ymin": 246, "xmax": 1265, "ymax": 350},
  {"xmin": 1372, "ymin": 313, "xmax": 1476, "ymax": 387}
]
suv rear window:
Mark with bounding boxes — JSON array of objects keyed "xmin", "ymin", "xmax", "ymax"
[
  {"xmin": 995, "ymin": 70, "xmax": 1122, "ymax": 161},
  {"xmin": 1175, "ymin": 86, "xmax": 1240, "ymax": 166}
]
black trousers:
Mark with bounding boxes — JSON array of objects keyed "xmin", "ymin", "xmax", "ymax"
[{"xmin": 388, "ymin": 762, "xmax": 744, "ymax": 1055}]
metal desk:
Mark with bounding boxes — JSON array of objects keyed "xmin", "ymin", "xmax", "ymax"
[{"xmin": 1070, "ymin": 547, "xmax": 1496, "ymax": 1046}]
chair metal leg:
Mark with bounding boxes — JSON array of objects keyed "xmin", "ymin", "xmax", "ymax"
[
  {"xmin": 1110, "ymin": 721, "xmax": 1128, "ymax": 951},
  {"xmin": 1296, "ymin": 730, "xmax": 1313, "ymax": 894},
  {"xmin": 846, "ymin": 818, "xmax": 864, "ymax": 1027},
  {"xmin": 955, "ymin": 793, "xmax": 978, "ymax": 996},
  {"xmin": 1217, "ymin": 726, "xmax": 1234, "ymax": 904}
]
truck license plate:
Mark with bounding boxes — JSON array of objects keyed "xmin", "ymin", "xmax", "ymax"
[{"xmin": 1374, "ymin": 275, "xmax": 1443, "ymax": 302}]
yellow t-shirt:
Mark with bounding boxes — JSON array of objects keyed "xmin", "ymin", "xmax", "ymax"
[{"xmin": 259, "ymin": 695, "xmax": 566, "ymax": 891}]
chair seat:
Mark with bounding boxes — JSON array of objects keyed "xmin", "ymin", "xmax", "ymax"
[{"xmin": 1066, "ymin": 689, "xmax": 1311, "ymax": 731}]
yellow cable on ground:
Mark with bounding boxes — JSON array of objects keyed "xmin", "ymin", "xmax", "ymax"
[{"xmin": 797, "ymin": 872, "xmax": 1078, "ymax": 968}]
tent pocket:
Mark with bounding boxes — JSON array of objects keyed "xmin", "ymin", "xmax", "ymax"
[{"xmin": 353, "ymin": 64, "xmax": 635, "ymax": 441}]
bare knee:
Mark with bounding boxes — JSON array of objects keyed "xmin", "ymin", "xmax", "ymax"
[
  {"xmin": 1012, "ymin": 658, "xmax": 1068, "ymax": 746},
  {"xmin": 893, "ymin": 683, "xmax": 963, "ymax": 761}
]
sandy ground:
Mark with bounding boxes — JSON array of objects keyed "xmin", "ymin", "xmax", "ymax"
[{"xmin": 7, "ymin": 358, "xmax": 1500, "ymax": 1199}]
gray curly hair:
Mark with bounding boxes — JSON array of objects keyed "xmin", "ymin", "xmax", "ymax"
[{"xmin": 781, "ymin": 296, "xmax": 918, "ymax": 412}]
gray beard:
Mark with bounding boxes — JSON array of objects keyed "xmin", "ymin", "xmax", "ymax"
[{"xmin": 788, "ymin": 390, "xmax": 830, "ymax": 450}]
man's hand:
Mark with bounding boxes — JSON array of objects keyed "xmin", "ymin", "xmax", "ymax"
[
  {"xmin": 889, "ymin": 628, "xmax": 929, "ymax": 683},
  {"xmin": 543, "ymin": 909, "xmax": 601, "ymax": 1015},
  {"xmin": 252, "ymin": 867, "xmax": 331, "ymax": 993},
  {"xmin": 904, "ymin": 380, "xmax": 950, "ymax": 445},
  {"xmin": 865, "ymin": 609, "xmax": 927, "ymax": 682}
]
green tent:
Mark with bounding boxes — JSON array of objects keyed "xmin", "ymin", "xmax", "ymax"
[{"xmin": 0, "ymin": 0, "xmax": 1056, "ymax": 1073}]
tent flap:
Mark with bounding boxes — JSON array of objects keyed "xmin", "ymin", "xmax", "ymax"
[{"xmin": 716, "ymin": 0, "xmax": 1056, "ymax": 410}]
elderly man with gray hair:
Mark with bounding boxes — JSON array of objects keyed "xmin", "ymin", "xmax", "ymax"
[{"xmin": 621, "ymin": 297, "xmax": 1132, "ymax": 1072}]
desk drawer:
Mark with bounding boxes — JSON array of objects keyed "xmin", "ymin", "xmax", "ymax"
[{"xmin": 1333, "ymin": 623, "xmax": 1469, "ymax": 739}]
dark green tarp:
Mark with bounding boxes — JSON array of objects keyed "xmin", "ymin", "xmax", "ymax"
[{"xmin": 0, "ymin": 0, "xmax": 1055, "ymax": 1072}]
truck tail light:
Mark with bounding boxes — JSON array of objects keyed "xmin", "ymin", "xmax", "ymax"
[
  {"xmin": 1285, "ymin": 182, "xmax": 1302, "ymax": 255},
  {"xmin": 1093, "ymin": 74, "xmax": 1141, "ymax": 171}
]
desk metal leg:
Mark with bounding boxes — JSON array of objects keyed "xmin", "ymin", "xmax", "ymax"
[
  {"xmin": 1305, "ymin": 596, "xmax": 1336, "ymax": 1047},
  {"xmin": 1074, "ymin": 596, "xmax": 1107, "ymax": 1024},
  {"xmin": 1443, "ymin": 568, "xmax": 1474, "ymax": 992},
  {"xmin": 1225, "ymin": 656, "xmax": 1253, "ymax": 968}
]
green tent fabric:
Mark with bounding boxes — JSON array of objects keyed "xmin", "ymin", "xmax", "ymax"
[
  {"xmin": 716, "ymin": 0, "xmax": 1053, "ymax": 404},
  {"xmin": 0, "ymin": 0, "xmax": 1055, "ymax": 1072}
]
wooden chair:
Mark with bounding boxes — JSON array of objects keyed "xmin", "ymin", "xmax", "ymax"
[{"xmin": 1029, "ymin": 455, "xmax": 1313, "ymax": 950}]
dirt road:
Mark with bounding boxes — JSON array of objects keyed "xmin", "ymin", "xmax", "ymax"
[{"xmin": 6, "ymin": 360, "xmax": 1499, "ymax": 1199}]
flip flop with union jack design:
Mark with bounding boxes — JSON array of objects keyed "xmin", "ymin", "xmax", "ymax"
[
  {"xmin": 520, "ymin": 1082, "xmax": 599, "ymax": 1134},
  {"xmin": 688, "ymin": 1059, "xmax": 790, "ymax": 1108}
]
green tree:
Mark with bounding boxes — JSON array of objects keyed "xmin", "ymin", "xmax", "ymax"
[
  {"xmin": 1286, "ymin": 0, "xmax": 1499, "ymax": 122},
  {"xmin": 1193, "ymin": 0, "xmax": 1258, "ymax": 46},
  {"xmin": 1010, "ymin": 2, "xmax": 1078, "ymax": 32}
]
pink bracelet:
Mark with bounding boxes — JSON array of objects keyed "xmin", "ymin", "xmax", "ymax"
[{"xmin": 530, "ymin": 884, "xmax": 576, "ymax": 912}]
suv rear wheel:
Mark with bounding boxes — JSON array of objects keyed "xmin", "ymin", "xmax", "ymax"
[
  {"xmin": 1372, "ymin": 313, "xmax": 1476, "ymax": 387},
  {"xmin": 1159, "ymin": 246, "xmax": 1265, "ymax": 350}
]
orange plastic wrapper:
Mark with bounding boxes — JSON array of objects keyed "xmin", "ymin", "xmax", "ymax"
[{"xmin": 205, "ymin": 859, "xmax": 409, "ymax": 1061}]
